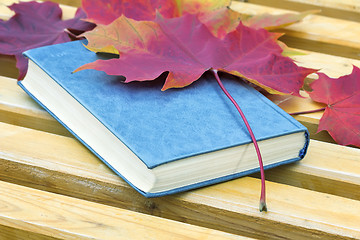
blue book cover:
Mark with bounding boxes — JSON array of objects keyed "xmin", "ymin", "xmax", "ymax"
[{"xmin": 19, "ymin": 40, "xmax": 309, "ymax": 197}]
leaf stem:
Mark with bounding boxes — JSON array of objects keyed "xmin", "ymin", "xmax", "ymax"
[
  {"xmin": 289, "ymin": 107, "xmax": 326, "ymax": 116},
  {"xmin": 211, "ymin": 69, "xmax": 267, "ymax": 212}
]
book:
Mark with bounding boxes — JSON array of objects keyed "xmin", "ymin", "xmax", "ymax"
[{"xmin": 19, "ymin": 40, "xmax": 309, "ymax": 197}]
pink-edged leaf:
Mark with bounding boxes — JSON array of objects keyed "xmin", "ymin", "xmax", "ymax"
[
  {"xmin": 76, "ymin": 13, "xmax": 315, "ymax": 95},
  {"xmin": 81, "ymin": 0, "xmax": 180, "ymax": 24},
  {"xmin": 180, "ymin": 0, "xmax": 231, "ymax": 14},
  {"xmin": 197, "ymin": 7, "xmax": 242, "ymax": 38},
  {"xmin": 308, "ymin": 66, "xmax": 360, "ymax": 147},
  {"xmin": 81, "ymin": 0, "xmax": 233, "ymax": 38},
  {"xmin": 0, "ymin": 1, "xmax": 95, "ymax": 79},
  {"xmin": 81, "ymin": 0, "xmax": 231, "ymax": 25},
  {"xmin": 242, "ymin": 10, "xmax": 320, "ymax": 30},
  {"xmin": 199, "ymin": 9, "xmax": 319, "ymax": 38}
]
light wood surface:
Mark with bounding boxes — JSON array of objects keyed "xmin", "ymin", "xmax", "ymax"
[
  {"xmin": 1, "ymin": 122, "xmax": 360, "ymax": 239},
  {"xmin": 1, "ymin": 0, "xmax": 360, "ymax": 239},
  {"xmin": 245, "ymin": 0, "xmax": 360, "ymax": 21},
  {"xmin": 0, "ymin": 76, "xmax": 72, "ymax": 137},
  {"xmin": 0, "ymin": 180, "xmax": 245, "ymax": 240}
]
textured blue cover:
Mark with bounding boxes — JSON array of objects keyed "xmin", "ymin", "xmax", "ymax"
[{"xmin": 20, "ymin": 40, "xmax": 309, "ymax": 197}]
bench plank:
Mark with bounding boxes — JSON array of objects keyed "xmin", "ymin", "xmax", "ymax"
[
  {"xmin": 245, "ymin": 0, "xmax": 360, "ymax": 22},
  {"xmin": 1, "ymin": 122, "xmax": 360, "ymax": 239},
  {"xmin": 291, "ymin": 50, "xmax": 360, "ymax": 79},
  {"xmin": 0, "ymin": 224, "xmax": 60, "ymax": 240},
  {"xmin": 254, "ymin": 140, "xmax": 360, "ymax": 200},
  {"xmin": 0, "ymin": 180, "xmax": 243, "ymax": 240},
  {"xmin": 0, "ymin": 55, "xmax": 18, "ymax": 79},
  {"xmin": 0, "ymin": 76, "xmax": 73, "ymax": 137}
]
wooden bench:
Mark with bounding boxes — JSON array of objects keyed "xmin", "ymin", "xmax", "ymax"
[{"xmin": 1, "ymin": 0, "xmax": 359, "ymax": 239}]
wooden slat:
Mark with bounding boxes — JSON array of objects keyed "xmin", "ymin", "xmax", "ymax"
[
  {"xmin": 244, "ymin": 0, "xmax": 360, "ymax": 22},
  {"xmin": 0, "ymin": 224, "xmax": 60, "ymax": 240},
  {"xmin": 1, "ymin": 122, "xmax": 360, "ymax": 239},
  {"xmin": 0, "ymin": 180, "xmax": 243, "ymax": 240},
  {"xmin": 0, "ymin": 55, "xmax": 18, "ymax": 79},
  {"xmin": 48, "ymin": 0, "xmax": 81, "ymax": 7},
  {"xmin": 1, "ymin": 121, "xmax": 358, "ymax": 201},
  {"xmin": 291, "ymin": 49, "xmax": 360, "ymax": 79},
  {"xmin": 0, "ymin": 76, "xmax": 72, "ymax": 137},
  {"xmin": 231, "ymin": 2, "xmax": 360, "ymax": 60},
  {"xmin": 248, "ymin": 0, "xmax": 360, "ymax": 12},
  {"xmin": 254, "ymin": 140, "xmax": 360, "ymax": 200}
]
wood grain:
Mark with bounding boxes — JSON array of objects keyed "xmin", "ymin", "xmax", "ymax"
[
  {"xmin": 253, "ymin": 140, "xmax": 360, "ymax": 200},
  {"xmin": 0, "ymin": 76, "xmax": 72, "ymax": 137},
  {"xmin": 0, "ymin": 55, "xmax": 18, "ymax": 79},
  {"xmin": 244, "ymin": 0, "xmax": 360, "ymax": 22},
  {"xmin": 0, "ymin": 180, "xmax": 244, "ymax": 240},
  {"xmin": 0, "ymin": 224, "xmax": 61, "ymax": 240},
  {"xmin": 48, "ymin": 0, "xmax": 81, "ymax": 7},
  {"xmin": 1, "ymin": 122, "xmax": 360, "ymax": 239}
]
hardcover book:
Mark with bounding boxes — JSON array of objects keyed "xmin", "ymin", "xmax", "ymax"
[{"xmin": 19, "ymin": 40, "xmax": 309, "ymax": 197}]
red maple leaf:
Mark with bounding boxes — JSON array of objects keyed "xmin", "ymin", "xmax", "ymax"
[
  {"xmin": 81, "ymin": 0, "xmax": 235, "ymax": 39},
  {"xmin": 308, "ymin": 66, "xmax": 360, "ymax": 147},
  {"xmin": 76, "ymin": 13, "xmax": 314, "ymax": 95},
  {"xmin": 0, "ymin": 1, "xmax": 95, "ymax": 79}
]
